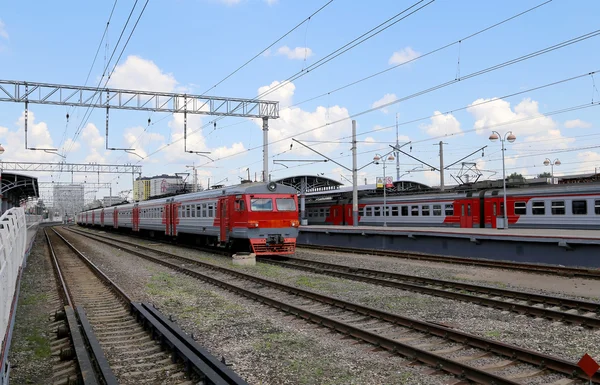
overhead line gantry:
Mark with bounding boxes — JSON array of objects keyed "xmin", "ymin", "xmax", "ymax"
[{"xmin": 0, "ymin": 79, "xmax": 280, "ymax": 180}]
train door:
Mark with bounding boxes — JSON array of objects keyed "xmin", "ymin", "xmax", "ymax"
[
  {"xmin": 164, "ymin": 202, "xmax": 171, "ymax": 236},
  {"xmin": 92, "ymin": 211, "xmax": 95, "ymax": 225},
  {"xmin": 132, "ymin": 205, "xmax": 140, "ymax": 232},
  {"xmin": 172, "ymin": 202, "xmax": 179, "ymax": 236},
  {"xmin": 346, "ymin": 204, "xmax": 353, "ymax": 226},
  {"xmin": 114, "ymin": 208, "xmax": 118, "ymax": 228},
  {"xmin": 100, "ymin": 209, "xmax": 105, "ymax": 227},
  {"xmin": 459, "ymin": 202, "xmax": 474, "ymax": 228},
  {"xmin": 219, "ymin": 198, "xmax": 229, "ymax": 244}
]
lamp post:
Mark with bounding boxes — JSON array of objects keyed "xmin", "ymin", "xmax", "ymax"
[
  {"xmin": 543, "ymin": 158, "xmax": 561, "ymax": 182},
  {"xmin": 489, "ymin": 131, "xmax": 516, "ymax": 229},
  {"xmin": 373, "ymin": 153, "xmax": 395, "ymax": 227}
]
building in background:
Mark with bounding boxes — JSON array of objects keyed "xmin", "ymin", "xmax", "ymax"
[
  {"xmin": 150, "ymin": 174, "xmax": 184, "ymax": 198},
  {"xmin": 53, "ymin": 184, "xmax": 84, "ymax": 217},
  {"xmin": 133, "ymin": 177, "xmax": 151, "ymax": 201},
  {"xmin": 103, "ymin": 196, "xmax": 122, "ymax": 207}
]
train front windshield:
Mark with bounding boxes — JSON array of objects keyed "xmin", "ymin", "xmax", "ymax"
[
  {"xmin": 250, "ymin": 198, "xmax": 273, "ymax": 211},
  {"xmin": 276, "ymin": 198, "xmax": 296, "ymax": 211}
]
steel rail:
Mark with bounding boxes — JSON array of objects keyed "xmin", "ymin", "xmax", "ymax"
[
  {"xmin": 51, "ymin": 228, "xmax": 248, "ymax": 385},
  {"xmin": 44, "ymin": 228, "xmax": 117, "ymax": 385},
  {"xmin": 65, "ymin": 227, "xmax": 600, "ymax": 383},
  {"xmin": 259, "ymin": 257, "xmax": 600, "ymax": 328},
  {"xmin": 297, "ymin": 244, "xmax": 600, "ymax": 279}
]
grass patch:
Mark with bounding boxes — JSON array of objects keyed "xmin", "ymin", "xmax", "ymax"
[
  {"xmin": 25, "ymin": 329, "xmax": 51, "ymax": 359},
  {"xmin": 231, "ymin": 262, "xmax": 286, "ymax": 279},
  {"xmin": 485, "ymin": 330, "xmax": 500, "ymax": 338},
  {"xmin": 21, "ymin": 292, "xmax": 49, "ymax": 306}
]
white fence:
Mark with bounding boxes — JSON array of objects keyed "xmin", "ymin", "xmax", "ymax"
[{"xmin": 0, "ymin": 208, "xmax": 28, "ymax": 385}]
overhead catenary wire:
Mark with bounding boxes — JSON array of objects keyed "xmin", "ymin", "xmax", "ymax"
[
  {"xmin": 64, "ymin": 0, "xmax": 149, "ymax": 159},
  {"xmin": 181, "ymin": 31, "xmax": 600, "ymax": 167},
  {"xmin": 287, "ymin": 0, "xmax": 553, "ymax": 109}
]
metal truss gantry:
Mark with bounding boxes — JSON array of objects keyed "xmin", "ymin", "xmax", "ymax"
[
  {"xmin": 0, "ymin": 79, "xmax": 279, "ymax": 180},
  {"xmin": 0, "ymin": 161, "xmax": 141, "ymax": 174},
  {"xmin": 0, "ymin": 80, "xmax": 280, "ymax": 118}
]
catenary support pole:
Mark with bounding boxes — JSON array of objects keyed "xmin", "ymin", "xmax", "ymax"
[
  {"xmin": 263, "ymin": 117, "xmax": 269, "ymax": 182},
  {"xmin": 352, "ymin": 120, "xmax": 358, "ymax": 226},
  {"xmin": 396, "ymin": 113, "xmax": 400, "ymax": 181},
  {"xmin": 439, "ymin": 141, "xmax": 445, "ymax": 191}
]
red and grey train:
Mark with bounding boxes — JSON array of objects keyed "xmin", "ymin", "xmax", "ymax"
[
  {"xmin": 304, "ymin": 183, "xmax": 600, "ymax": 229},
  {"xmin": 77, "ymin": 182, "xmax": 299, "ymax": 255}
]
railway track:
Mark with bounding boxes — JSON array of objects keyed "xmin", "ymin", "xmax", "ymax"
[
  {"xmin": 46, "ymin": 227, "xmax": 248, "ymax": 385},
  {"xmin": 259, "ymin": 256, "xmax": 600, "ymax": 328},
  {"xmin": 297, "ymin": 244, "xmax": 600, "ymax": 280},
  {"xmin": 64, "ymin": 227, "xmax": 600, "ymax": 384}
]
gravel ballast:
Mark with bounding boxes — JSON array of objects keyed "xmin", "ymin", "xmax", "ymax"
[
  {"xmin": 68, "ymin": 228, "xmax": 600, "ymax": 379},
  {"xmin": 62, "ymin": 228, "xmax": 452, "ymax": 385}
]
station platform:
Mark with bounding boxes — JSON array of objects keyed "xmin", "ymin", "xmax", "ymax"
[{"xmin": 298, "ymin": 225, "xmax": 600, "ymax": 268}]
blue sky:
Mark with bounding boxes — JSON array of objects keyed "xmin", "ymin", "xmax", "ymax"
[{"xmin": 1, "ymin": 0, "xmax": 600, "ymax": 202}]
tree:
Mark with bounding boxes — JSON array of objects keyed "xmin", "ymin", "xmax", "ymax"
[
  {"xmin": 508, "ymin": 172, "xmax": 525, "ymax": 182},
  {"xmin": 537, "ymin": 172, "xmax": 552, "ymax": 178}
]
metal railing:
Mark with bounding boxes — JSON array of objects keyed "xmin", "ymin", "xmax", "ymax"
[{"xmin": 0, "ymin": 207, "xmax": 27, "ymax": 385}]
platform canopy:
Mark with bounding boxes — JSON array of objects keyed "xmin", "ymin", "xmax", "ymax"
[
  {"xmin": 0, "ymin": 172, "xmax": 39, "ymax": 210},
  {"xmin": 274, "ymin": 175, "xmax": 343, "ymax": 193}
]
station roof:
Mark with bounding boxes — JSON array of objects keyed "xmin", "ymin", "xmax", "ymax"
[
  {"xmin": 273, "ymin": 175, "xmax": 343, "ymax": 193},
  {"xmin": 1, "ymin": 172, "xmax": 39, "ymax": 200}
]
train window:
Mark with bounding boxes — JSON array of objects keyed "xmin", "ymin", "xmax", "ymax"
[
  {"xmin": 276, "ymin": 198, "xmax": 296, "ymax": 211},
  {"xmin": 445, "ymin": 204, "xmax": 454, "ymax": 216},
  {"xmin": 433, "ymin": 205, "xmax": 441, "ymax": 216},
  {"xmin": 421, "ymin": 205, "xmax": 430, "ymax": 216},
  {"xmin": 595, "ymin": 200, "xmax": 600, "ymax": 215},
  {"xmin": 411, "ymin": 205, "xmax": 419, "ymax": 216},
  {"xmin": 514, "ymin": 202, "xmax": 527, "ymax": 215},
  {"xmin": 251, "ymin": 198, "xmax": 273, "ymax": 211},
  {"xmin": 532, "ymin": 201, "xmax": 545, "ymax": 215},
  {"xmin": 197, "ymin": 204, "xmax": 202, "ymax": 216},
  {"xmin": 392, "ymin": 206, "xmax": 399, "ymax": 216},
  {"xmin": 202, "ymin": 203, "xmax": 208, "ymax": 217},
  {"xmin": 572, "ymin": 200, "xmax": 587, "ymax": 215},
  {"xmin": 325, "ymin": 209, "xmax": 330, "ymax": 217},
  {"xmin": 401, "ymin": 206, "xmax": 408, "ymax": 216},
  {"xmin": 374, "ymin": 207, "xmax": 381, "ymax": 216},
  {"xmin": 358, "ymin": 207, "xmax": 364, "ymax": 216},
  {"xmin": 551, "ymin": 201, "xmax": 565, "ymax": 215},
  {"xmin": 319, "ymin": 208, "xmax": 325, "ymax": 217},
  {"xmin": 492, "ymin": 203, "xmax": 497, "ymax": 216},
  {"xmin": 365, "ymin": 207, "xmax": 372, "ymax": 216},
  {"xmin": 467, "ymin": 204, "xmax": 471, "ymax": 216},
  {"xmin": 191, "ymin": 205, "xmax": 196, "ymax": 217},
  {"xmin": 208, "ymin": 204, "xmax": 214, "ymax": 217}
]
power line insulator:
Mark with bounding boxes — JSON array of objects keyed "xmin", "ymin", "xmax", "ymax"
[{"xmin": 148, "ymin": 117, "xmax": 151, "ymax": 126}]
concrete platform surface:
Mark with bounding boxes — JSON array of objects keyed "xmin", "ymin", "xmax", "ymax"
[{"xmin": 300, "ymin": 225, "xmax": 600, "ymax": 245}]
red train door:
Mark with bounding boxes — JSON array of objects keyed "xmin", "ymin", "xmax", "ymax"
[
  {"xmin": 114, "ymin": 208, "xmax": 118, "ymax": 228},
  {"xmin": 219, "ymin": 198, "xmax": 229, "ymax": 244},
  {"xmin": 459, "ymin": 202, "xmax": 474, "ymax": 228},
  {"xmin": 92, "ymin": 211, "xmax": 95, "ymax": 224},
  {"xmin": 100, "ymin": 209, "xmax": 105, "ymax": 227},
  {"xmin": 132, "ymin": 206, "xmax": 140, "ymax": 231},
  {"xmin": 345, "ymin": 204, "xmax": 353, "ymax": 226},
  {"xmin": 164, "ymin": 202, "xmax": 171, "ymax": 236}
]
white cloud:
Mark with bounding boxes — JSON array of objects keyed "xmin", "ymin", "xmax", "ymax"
[
  {"xmin": 123, "ymin": 126, "xmax": 165, "ymax": 160},
  {"xmin": 0, "ymin": 19, "xmax": 8, "ymax": 40},
  {"xmin": 467, "ymin": 98, "xmax": 556, "ymax": 136},
  {"xmin": 0, "ymin": 111, "xmax": 61, "ymax": 163},
  {"xmin": 276, "ymin": 46, "xmax": 313, "ymax": 60},
  {"xmin": 255, "ymin": 80, "xmax": 351, "ymax": 156},
  {"xmin": 107, "ymin": 55, "xmax": 177, "ymax": 92},
  {"xmin": 564, "ymin": 119, "xmax": 592, "ymax": 129},
  {"xmin": 213, "ymin": 142, "xmax": 246, "ymax": 158},
  {"xmin": 62, "ymin": 138, "xmax": 80, "ymax": 153},
  {"xmin": 364, "ymin": 137, "xmax": 376, "ymax": 146},
  {"xmin": 84, "ymin": 148, "xmax": 106, "ymax": 163},
  {"xmin": 81, "ymin": 123, "xmax": 104, "ymax": 149},
  {"xmin": 258, "ymin": 80, "xmax": 295, "ymax": 107},
  {"xmin": 388, "ymin": 47, "xmax": 419, "ymax": 65},
  {"xmin": 421, "ymin": 111, "xmax": 462, "ymax": 137},
  {"xmin": 371, "ymin": 93, "xmax": 398, "ymax": 114}
]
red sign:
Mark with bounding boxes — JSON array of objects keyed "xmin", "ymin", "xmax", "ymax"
[{"xmin": 578, "ymin": 353, "xmax": 599, "ymax": 377}]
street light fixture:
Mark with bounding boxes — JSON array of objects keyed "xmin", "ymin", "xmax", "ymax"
[
  {"xmin": 489, "ymin": 131, "xmax": 516, "ymax": 229},
  {"xmin": 543, "ymin": 158, "xmax": 561, "ymax": 181},
  {"xmin": 373, "ymin": 153, "xmax": 395, "ymax": 227}
]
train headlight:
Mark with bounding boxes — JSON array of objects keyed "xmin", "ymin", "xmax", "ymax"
[
  {"xmin": 247, "ymin": 221, "xmax": 259, "ymax": 228},
  {"xmin": 267, "ymin": 182, "xmax": 277, "ymax": 191},
  {"xmin": 291, "ymin": 220, "xmax": 299, "ymax": 227}
]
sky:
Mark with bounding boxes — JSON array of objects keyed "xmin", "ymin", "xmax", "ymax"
[{"xmin": 1, "ymin": 0, "xmax": 600, "ymax": 203}]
